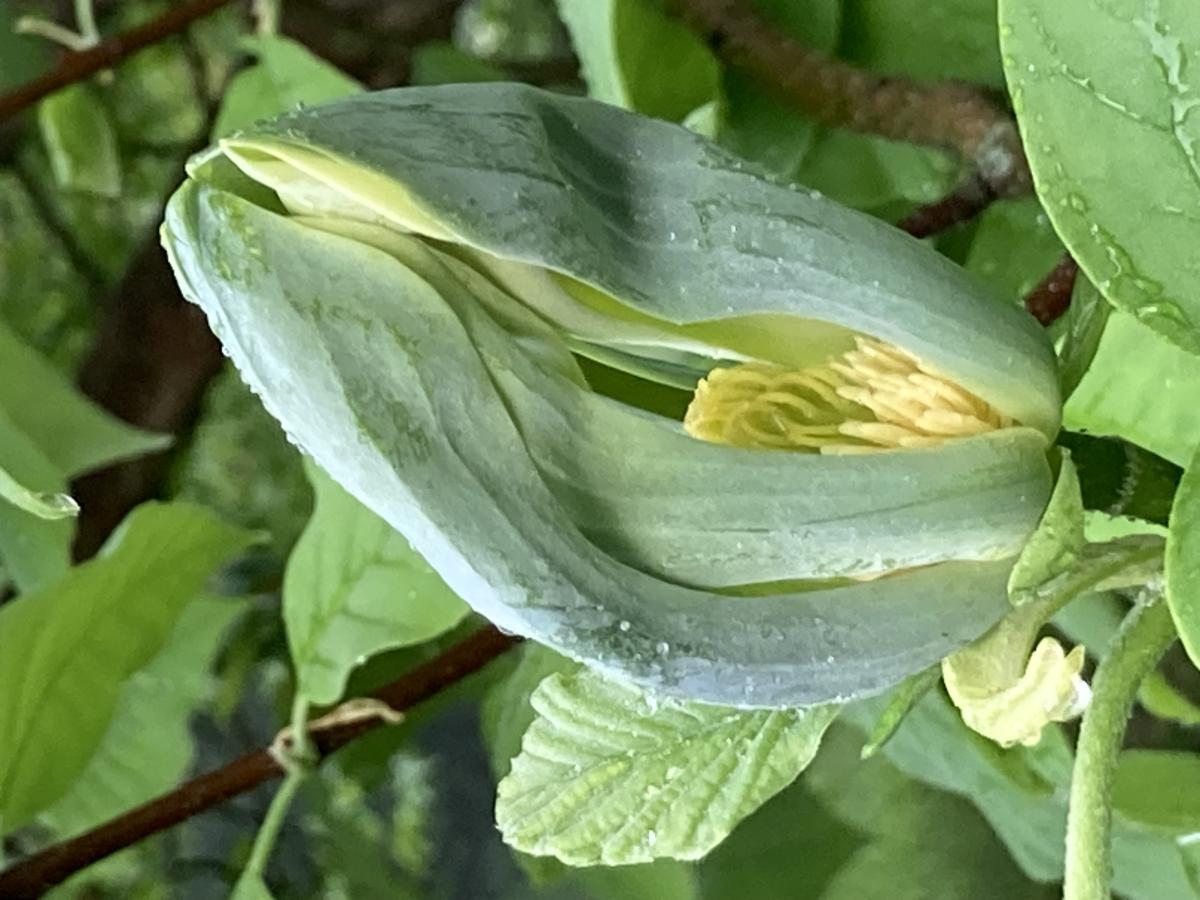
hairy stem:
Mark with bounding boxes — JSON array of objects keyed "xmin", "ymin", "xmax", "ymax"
[
  {"xmin": 73, "ymin": 0, "xmax": 99, "ymax": 46},
  {"xmin": 1063, "ymin": 596, "xmax": 1177, "ymax": 900},
  {"xmin": 253, "ymin": 0, "xmax": 282, "ymax": 37}
]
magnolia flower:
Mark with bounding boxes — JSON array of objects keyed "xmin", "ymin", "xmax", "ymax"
[{"xmin": 163, "ymin": 83, "xmax": 1061, "ymax": 708}]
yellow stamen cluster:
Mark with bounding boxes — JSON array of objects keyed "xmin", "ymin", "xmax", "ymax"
[{"xmin": 684, "ymin": 337, "xmax": 1012, "ymax": 453}]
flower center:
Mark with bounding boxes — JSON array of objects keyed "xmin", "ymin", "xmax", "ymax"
[{"xmin": 684, "ymin": 337, "xmax": 1012, "ymax": 453}]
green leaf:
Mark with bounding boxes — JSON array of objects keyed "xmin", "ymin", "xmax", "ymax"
[
  {"xmin": 1061, "ymin": 432, "xmax": 1181, "ymax": 526},
  {"xmin": 560, "ymin": 861, "xmax": 700, "ymax": 900},
  {"xmin": 482, "ymin": 643, "xmax": 579, "ymax": 779},
  {"xmin": 1001, "ymin": 0, "xmax": 1200, "ymax": 353},
  {"xmin": 555, "ymin": 0, "xmax": 719, "ymax": 121},
  {"xmin": 796, "ymin": 129, "xmax": 960, "ymax": 214},
  {"xmin": 964, "ymin": 198, "xmax": 1065, "ymax": 306},
  {"xmin": 15, "ymin": 142, "xmax": 181, "ymax": 286},
  {"xmin": 716, "ymin": 0, "xmax": 840, "ymax": 177},
  {"xmin": 483, "ymin": 647, "xmax": 699, "ymax": 892},
  {"xmin": 1055, "ymin": 590, "xmax": 1200, "ymax": 727},
  {"xmin": 0, "ymin": 320, "xmax": 169, "ymax": 477},
  {"xmin": 1182, "ymin": 833, "xmax": 1200, "ymax": 894},
  {"xmin": 213, "ymin": 36, "xmax": 360, "ymax": 138},
  {"xmin": 697, "ymin": 778, "xmax": 860, "ymax": 900},
  {"xmin": 1058, "ymin": 276, "xmax": 1112, "ymax": 399},
  {"xmin": 845, "ymin": 691, "xmax": 1198, "ymax": 899},
  {"xmin": 1065, "ymin": 310, "xmax": 1200, "ymax": 467},
  {"xmin": 0, "ymin": 322, "xmax": 168, "ymax": 590},
  {"xmin": 230, "ymin": 873, "xmax": 275, "ymax": 900},
  {"xmin": 409, "ymin": 41, "xmax": 509, "ymax": 85},
  {"xmin": 37, "ymin": 84, "xmax": 122, "ymax": 197},
  {"xmin": 1167, "ymin": 441, "xmax": 1200, "ymax": 670},
  {"xmin": 0, "ymin": 1, "xmax": 46, "ymax": 92},
  {"xmin": 285, "ymin": 460, "xmax": 469, "ymax": 705},
  {"xmin": 1008, "ymin": 451, "xmax": 1086, "ymax": 605},
  {"xmin": 0, "ymin": 460, "xmax": 77, "ymax": 520},
  {"xmin": 1112, "ymin": 751, "xmax": 1200, "ymax": 832},
  {"xmin": 496, "ymin": 669, "xmax": 837, "ymax": 865},
  {"xmin": 808, "ymin": 726, "xmax": 1044, "ymax": 900},
  {"xmin": 40, "ymin": 596, "xmax": 242, "ymax": 836},
  {"xmin": 858, "ymin": 666, "xmax": 940, "ymax": 758},
  {"xmin": 0, "ymin": 503, "xmax": 251, "ymax": 831},
  {"xmin": 842, "ymin": 0, "xmax": 1005, "ymax": 85},
  {"xmin": 0, "ymin": 409, "xmax": 73, "ymax": 589}
]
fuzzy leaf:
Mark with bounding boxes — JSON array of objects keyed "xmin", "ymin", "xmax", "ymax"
[
  {"xmin": 1008, "ymin": 452, "xmax": 1086, "ymax": 605},
  {"xmin": 496, "ymin": 669, "xmax": 837, "ymax": 865}
]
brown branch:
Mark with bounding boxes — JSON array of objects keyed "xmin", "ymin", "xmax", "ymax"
[
  {"xmin": 0, "ymin": 0, "xmax": 237, "ymax": 123},
  {"xmin": 0, "ymin": 626, "xmax": 521, "ymax": 899},
  {"xmin": 898, "ymin": 172, "xmax": 997, "ymax": 238},
  {"xmin": 1025, "ymin": 253, "xmax": 1079, "ymax": 326},
  {"xmin": 666, "ymin": 0, "xmax": 1032, "ymax": 206}
]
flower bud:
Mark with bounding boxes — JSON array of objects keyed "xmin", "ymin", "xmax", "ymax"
[{"xmin": 163, "ymin": 83, "xmax": 1061, "ymax": 707}]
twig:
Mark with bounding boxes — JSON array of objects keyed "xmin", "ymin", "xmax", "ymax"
[
  {"xmin": 1063, "ymin": 597, "xmax": 1177, "ymax": 900},
  {"xmin": 0, "ymin": 626, "xmax": 521, "ymax": 899},
  {"xmin": 665, "ymin": 0, "xmax": 1032, "ymax": 203},
  {"xmin": 0, "ymin": 0, "xmax": 236, "ymax": 123},
  {"xmin": 898, "ymin": 172, "xmax": 996, "ymax": 238},
  {"xmin": 1025, "ymin": 253, "xmax": 1079, "ymax": 326}
]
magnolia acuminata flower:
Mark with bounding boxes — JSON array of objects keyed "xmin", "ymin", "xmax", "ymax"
[{"xmin": 163, "ymin": 83, "xmax": 1062, "ymax": 709}]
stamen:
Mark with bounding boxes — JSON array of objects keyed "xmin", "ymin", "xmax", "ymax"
[{"xmin": 684, "ymin": 336, "xmax": 1013, "ymax": 453}]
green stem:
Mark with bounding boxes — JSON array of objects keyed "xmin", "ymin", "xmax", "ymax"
[
  {"xmin": 13, "ymin": 16, "xmax": 92, "ymax": 52},
  {"xmin": 1063, "ymin": 596, "xmax": 1177, "ymax": 900},
  {"xmin": 73, "ymin": 0, "xmax": 99, "ymax": 45},
  {"xmin": 240, "ymin": 697, "xmax": 311, "ymax": 882},
  {"xmin": 252, "ymin": 0, "xmax": 281, "ymax": 36}
]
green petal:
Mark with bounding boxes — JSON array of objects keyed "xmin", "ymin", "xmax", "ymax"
[
  {"xmin": 209, "ymin": 83, "xmax": 1060, "ymax": 438},
  {"xmin": 163, "ymin": 180, "xmax": 1023, "ymax": 708},
  {"xmin": 304, "ymin": 215, "xmax": 1052, "ymax": 587}
]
